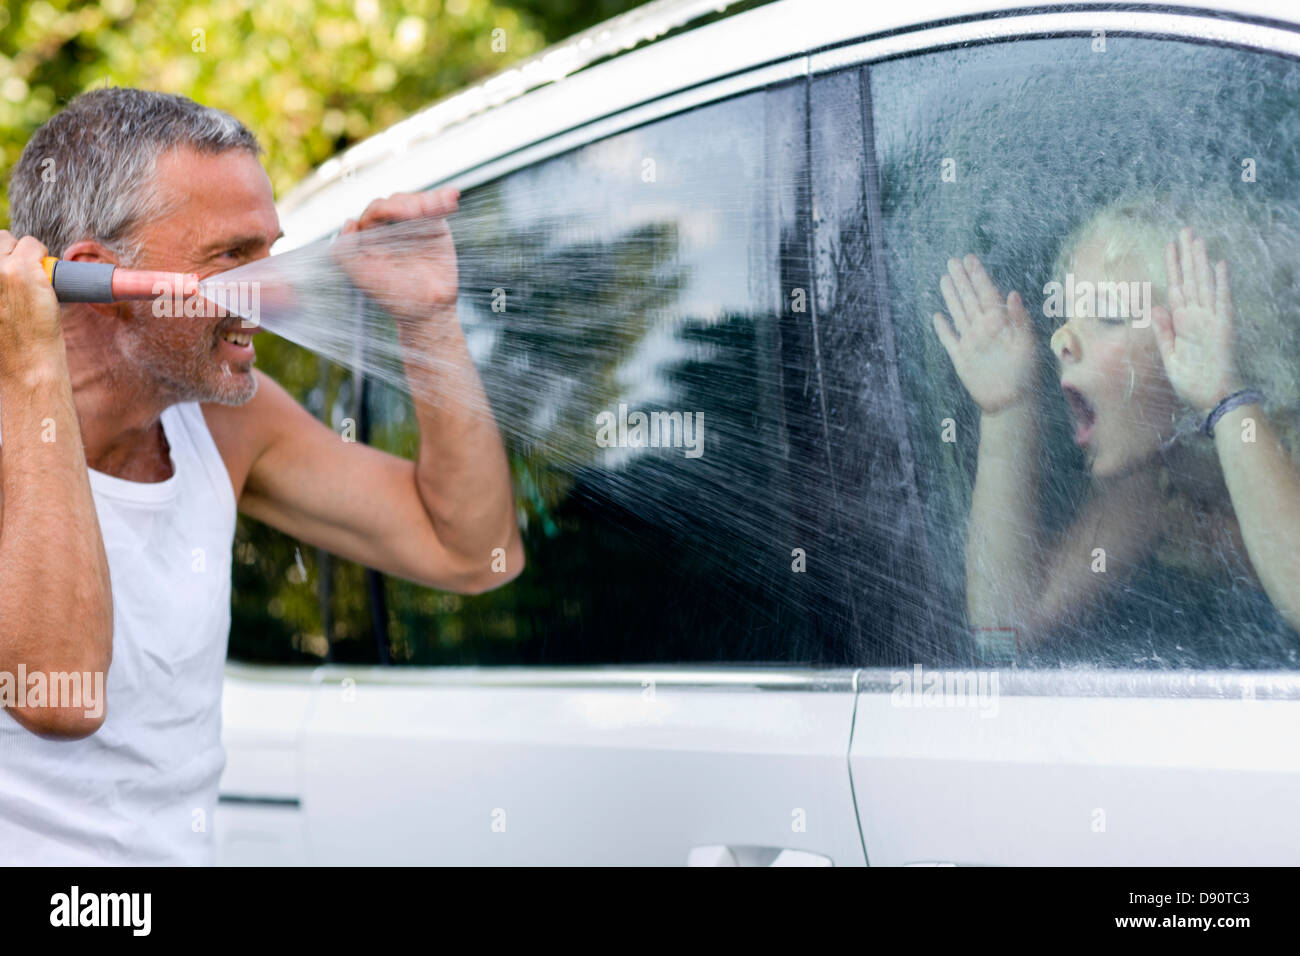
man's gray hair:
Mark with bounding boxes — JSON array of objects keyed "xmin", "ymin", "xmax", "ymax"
[{"xmin": 8, "ymin": 87, "xmax": 262, "ymax": 265}]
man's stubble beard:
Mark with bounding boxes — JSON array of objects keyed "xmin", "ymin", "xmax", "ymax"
[{"xmin": 118, "ymin": 303, "xmax": 259, "ymax": 407}]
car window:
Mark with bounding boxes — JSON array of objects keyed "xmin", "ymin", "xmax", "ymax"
[
  {"xmin": 850, "ymin": 35, "xmax": 1300, "ymax": 668},
  {"xmin": 360, "ymin": 82, "xmax": 861, "ymax": 665}
]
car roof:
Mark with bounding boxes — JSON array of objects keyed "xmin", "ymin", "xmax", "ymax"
[{"xmin": 277, "ymin": 0, "xmax": 1300, "ymax": 249}]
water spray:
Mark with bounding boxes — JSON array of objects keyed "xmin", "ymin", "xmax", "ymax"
[
  {"xmin": 40, "ymin": 215, "xmax": 495, "ymax": 425},
  {"xmin": 40, "ymin": 212, "xmax": 512, "ymax": 436}
]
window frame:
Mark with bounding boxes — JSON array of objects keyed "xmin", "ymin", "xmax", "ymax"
[{"xmin": 809, "ymin": 6, "xmax": 1300, "ymax": 75}]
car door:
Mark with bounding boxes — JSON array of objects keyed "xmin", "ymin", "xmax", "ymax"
[
  {"xmin": 810, "ymin": 6, "xmax": 1300, "ymax": 864},
  {"xmin": 269, "ymin": 70, "xmax": 868, "ymax": 865}
]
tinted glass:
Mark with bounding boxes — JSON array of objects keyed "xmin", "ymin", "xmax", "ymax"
[{"xmin": 365, "ymin": 82, "xmax": 859, "ymax": 664}]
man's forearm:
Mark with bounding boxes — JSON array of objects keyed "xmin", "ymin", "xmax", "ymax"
[{"xmin": 398, "ymin": 307, "xmax": 520, "ymax": 574}]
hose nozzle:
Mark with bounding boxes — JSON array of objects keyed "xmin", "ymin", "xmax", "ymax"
[{"xmin": 41, "ymin": 257, "xmax": 202, "ymax": 304}]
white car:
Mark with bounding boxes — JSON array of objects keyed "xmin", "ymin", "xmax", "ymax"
[{"xmin": 216, "ymin": 0, "xmax": 1300, "ymax": 865}]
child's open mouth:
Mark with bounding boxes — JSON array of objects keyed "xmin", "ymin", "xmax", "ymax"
[{"xmin": 1062, "ymin": 382, "xmax": 1097, "ymax": 447}]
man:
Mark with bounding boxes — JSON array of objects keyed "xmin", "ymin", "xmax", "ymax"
[{"xmin": 0, "ymin": 88, "xmax": 523, "ymax": 864}]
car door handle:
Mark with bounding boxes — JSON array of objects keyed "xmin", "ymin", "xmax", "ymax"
[{"xmin": 686, "ymin": 845, "xmax": 833, "ymax": 866}]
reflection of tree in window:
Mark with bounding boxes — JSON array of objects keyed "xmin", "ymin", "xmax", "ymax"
[
  {"xmin": 375, "ymin": 200, "xmax": 827, "ymax": 665},
  {"xmin": 374, "ymin": 209, "xmax": 687, "ymax": 662}
]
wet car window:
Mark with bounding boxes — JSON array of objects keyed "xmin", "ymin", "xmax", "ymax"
[
  {"xmin": 859, "ymin": 35, "xmax": 1300, "ymax": 668},
  {"xmin": 362, "ymin": 82, "xmax": 861, "ymax": 665}
]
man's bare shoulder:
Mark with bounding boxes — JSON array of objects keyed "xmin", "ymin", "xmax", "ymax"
[{"xmin": 200, "ymin": 369, "xmax": 303, "ymax": 502}]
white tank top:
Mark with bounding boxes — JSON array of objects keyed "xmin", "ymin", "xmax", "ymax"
[{"xmin": 0, "ymin": 401, "xmax": 235, "ymax": 865}]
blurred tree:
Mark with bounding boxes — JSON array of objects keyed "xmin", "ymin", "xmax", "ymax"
[
  {"xmin": 0, "ymin": 0, "xmax": 582, "ymax": 218},
  {"xmin": 501, "ymin": 0, "xmax": 650, "ymax": 42}
]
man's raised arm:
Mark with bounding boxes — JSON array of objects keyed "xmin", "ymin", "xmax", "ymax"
[
  {"xmin": 0, "ymin": 234, "xmax": 113, "ymax": 739},
  {"xmin": 215, "ymin": 189, "xmax": 523, "ymax": 593}
]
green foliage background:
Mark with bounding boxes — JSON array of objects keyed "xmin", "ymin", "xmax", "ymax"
[
  {"xmin": 0, "ymin": 0, "xmax": 644, "ymax": 216},
  {"xmin": 0, "ymin": 0, "xmax": 649, "ymax": 665}
]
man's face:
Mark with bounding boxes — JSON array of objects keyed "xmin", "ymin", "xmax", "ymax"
[{"xmin": 118, "ymin": 146, "xmax": 282, "ymax": 406}]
